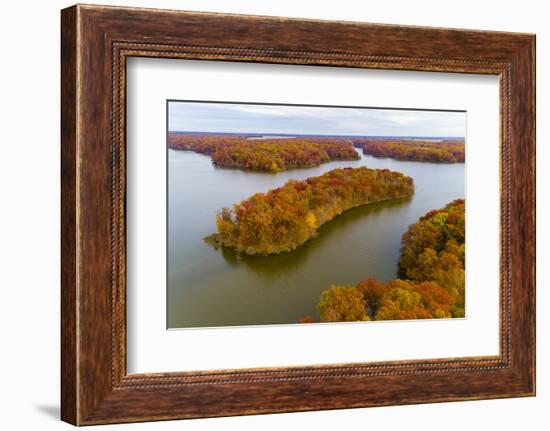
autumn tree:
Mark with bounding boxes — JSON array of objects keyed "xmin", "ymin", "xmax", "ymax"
[
  {"xmin": 432, "ymin": 267, "xmax": 465, "ymax": 317},
  {"xmin": 317, "ymin": 285, "xmax": 370, "ymax": 322},
  {"xmin": 375, "ymin": 281, "xmax": 433, "ymax": 321},
  {"xmin": 411, "ymin": 281, "xmax": 454, "ymax": 318},
  {"xmin": 356, "ymin": 277, "xmax": 388, "ymax": 318}
]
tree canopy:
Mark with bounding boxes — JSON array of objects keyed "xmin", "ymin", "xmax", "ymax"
[
  {"xmin": 354, "ymin": 138, "xmax": 465, "ymax": 163},
  {"xmin": 317, "ymin": 286, "xmax": 370, "ymax": 322},
  {"xmin": 207, "ymin": 167, "xmax": 414, "ymax": 255},
  {"xmin": 168, "ymin": 133, "xmax": 360, "ymax": 172}
]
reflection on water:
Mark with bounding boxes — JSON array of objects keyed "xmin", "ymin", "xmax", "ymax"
[
  {"xmin": 168, "ymin": 149, "xmax": 465, "ymax": 328},
  {"xmin": 218, "ymin": 196, "xmax": 412, "ymax": 278}
]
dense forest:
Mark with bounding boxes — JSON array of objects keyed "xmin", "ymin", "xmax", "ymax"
[
  {"xmin": 300, "ymin": 199, "xmax": 465, "ymax": 323},
  {"xmin": 206, "ymin": 167, "xmax": 415, "ymax": 255},
  {"xmin": 168, "ymin": 133, "xmax": 360, "ymax": 172},
  {"xmin": 353, "ymin": 138, "xmax": 465, "ymax": 163}
]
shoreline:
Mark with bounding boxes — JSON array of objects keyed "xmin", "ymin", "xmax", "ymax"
[
  {"xmin": 204, "ymin": 166, "xmax": 415, "ymax": 256},
  {"xmin": 204, "ymin": 193, "xmax": 414, "ymax": 256}
]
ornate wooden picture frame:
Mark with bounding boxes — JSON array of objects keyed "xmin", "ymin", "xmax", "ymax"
[{"xmin": 61, "ymin": 4, "xmax": 535, "ymax": 425}]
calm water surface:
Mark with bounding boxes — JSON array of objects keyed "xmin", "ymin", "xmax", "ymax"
[{"xmin": 168, "ymin": 149, "xmax": 464, "ymax": 328}]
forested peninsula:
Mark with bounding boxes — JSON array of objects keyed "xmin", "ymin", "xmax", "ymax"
[
  {"xmin": 300, "ymin": 199, "xmax": 465, "ymax": 323},
  {"xmin": 206, "ymin": 167, "xmax": 415, "ymax": 255},
  {"xmin": 353, "ymin": 138, "xmax": 465, "ymax": 163},
  {"xmin": 168, "ymin": 133, "xmax": 359, "ymax": 172}
]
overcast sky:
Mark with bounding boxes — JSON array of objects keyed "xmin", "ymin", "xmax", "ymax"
[{"xmin": 168, "ymin": 101, "xmax": 465, "ymax": 138}]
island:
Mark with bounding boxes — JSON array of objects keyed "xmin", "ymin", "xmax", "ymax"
[
  {"xmin": 353, "ymin": 138, "xmax": 465, "ymax": 163},
  {"xmin": 168, "ymin": 133, "xmax": 360, "ymax": 172},
  {"xmin": 205, "ymin": 167, "xmax": 414, "ymax": 255},
  {"xmin": 301, "ymin": 199, "xmax": 465, "ymax": 323}
]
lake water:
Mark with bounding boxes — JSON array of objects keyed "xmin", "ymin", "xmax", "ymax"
[{"xmin": 168, "ymin": 149, "xmax": 465, "ymax": 328}]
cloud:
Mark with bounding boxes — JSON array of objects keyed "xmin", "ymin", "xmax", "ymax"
[{"xmin": 168, "ymin": 101, "xmax": 465, "ymax": 138}]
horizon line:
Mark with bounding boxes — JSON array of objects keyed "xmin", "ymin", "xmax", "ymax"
[{"xmin": 168, "ymin": 130, "xmax": 466, "ymax": 139}]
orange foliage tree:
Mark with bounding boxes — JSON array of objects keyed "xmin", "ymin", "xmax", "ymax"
[
  {"xmin": 356, "ymin": 277, "xmax": 388, "ymax": 317},
  {"xmin": 317, "ymin": 285, "xmax": 370, "ymax": 322}
]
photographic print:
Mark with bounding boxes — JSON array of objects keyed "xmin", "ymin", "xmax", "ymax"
[{"xmin": 167, "ymin": 101, "xmax": 465, "ymax": 328}]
